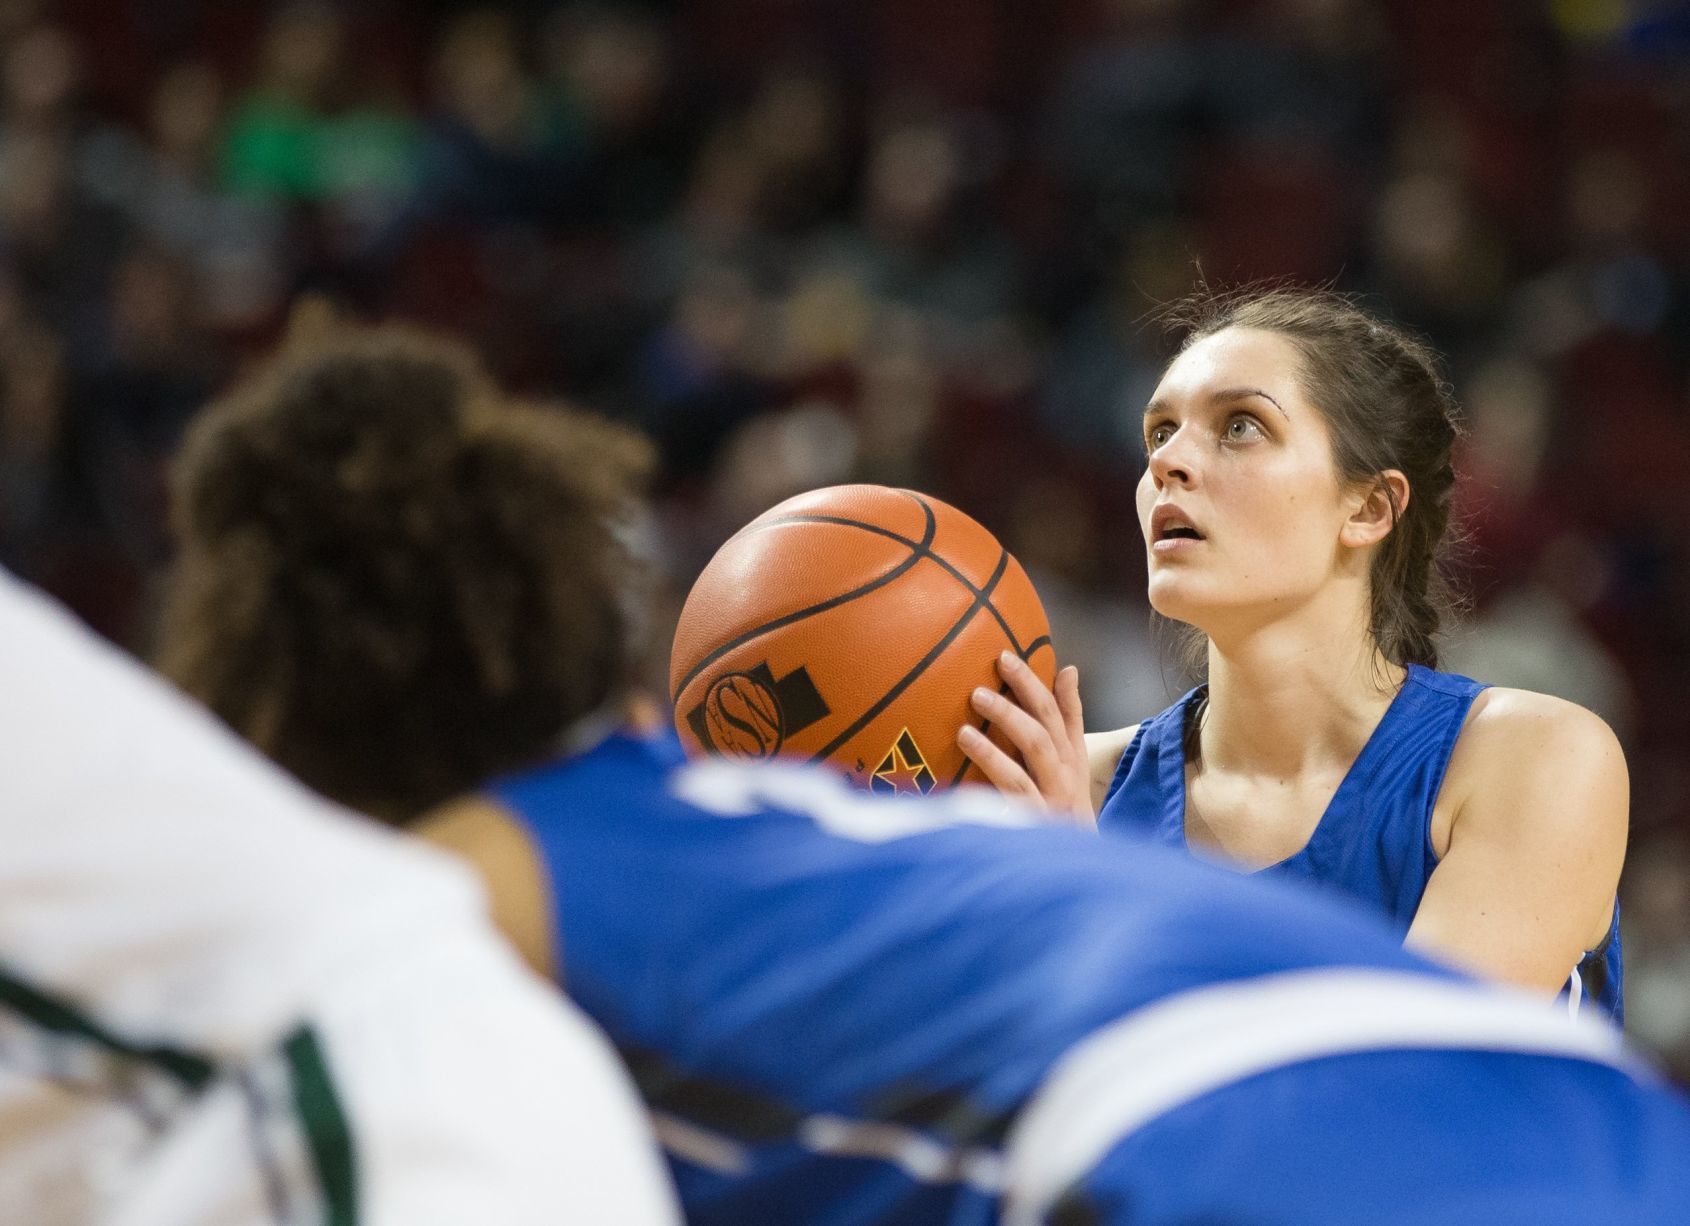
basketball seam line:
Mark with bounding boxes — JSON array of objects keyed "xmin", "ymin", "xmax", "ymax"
[
  {"xmin": 671, "ymin": 499, "xmax": 939, "ymax": 703},
  {"xmin": 809, "ymin": 548, "xmax": 1011, "ymax": 766},
  {"xmin": 751, "ymin": 503, "xmax": 1031, "ymax": 656}
]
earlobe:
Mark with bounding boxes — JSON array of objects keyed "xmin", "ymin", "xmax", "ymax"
[{"xmin": 1341, "ymin": 472, "xmax": 1410, "ymax": 550}]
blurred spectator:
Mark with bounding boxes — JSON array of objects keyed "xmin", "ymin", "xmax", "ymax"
[
  {"xmin": 0, "ymin": 320, "xmax": 71, "ymax": 575},
  {"xmin": 0, "ymin": 126, "xmax": 125, "ymax": 361},
  {"xmin": 2, "ymin": 20, "xmax": 79, "ymax": 131},
  {"xmin": 737, "ymin": 67, "xmax": 849, "ymax": 236},
  {"xmin": 1048, "ymin": 0, "xmax": 1218, "ymax": 231},
  {"xmin": 413, "ymin": 8, "xmax": 580, "ymax": 227},
  {"xmin": 74, "ymin": 246, "xmax": 219, "ymax": 567},
  {"xmin": 79, "ymin": 62, "xmax": 286, "ymax": 328},
  {"xmin": 1369, "ymin": 169, "xmax": 1511, "ymax": 351},
  {"xmin": 1624, "ymin": 832, "xmax": 1690, "ymax": 1079},
  {"xmin": 849, "ymin": 306, "xmax": 942, "ymax": 487},
  {"xmin": 799, "ymin": 108, "xmax": 1017, "ymax": 351},
  {"xmin": 634, "ymin": 261, "xmax": 776, "ymax": 477},
  {"xmin": 1038, "ymin": 219, "xmax": 1190, "ymax": 457},
  {"xmin": 540, "ymin": 3, "xmax": 681, "ymax": 226},
  {"xmin": 221, "ymin": 3, "xmax": 418, "ymax": 215}
]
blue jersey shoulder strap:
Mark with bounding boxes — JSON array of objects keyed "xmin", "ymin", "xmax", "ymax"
[{"xmin": 1098, "ymin": 688, "xmax": 1198, "ymax": 848}]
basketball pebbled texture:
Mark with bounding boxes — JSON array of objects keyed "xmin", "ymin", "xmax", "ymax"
[{"xmin": 670, "ymin": 484, "xmax": 1057, "ymax": 795}]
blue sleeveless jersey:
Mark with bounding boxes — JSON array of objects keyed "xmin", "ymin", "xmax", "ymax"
[
  {"xmin": 487, "ymin": 730, "xmax": 1687, "ymax": 1225},
  {"xmin": 1097, "ymin": 664, "xmax": 1624, "ymax": 1021}
]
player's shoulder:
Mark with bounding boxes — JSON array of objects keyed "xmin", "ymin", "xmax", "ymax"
[
  {"xmin": 1444, "ymin": 687, "xmax": 1628, "ymax": 827},
  {"xmin": 1456, "ymin": 687, "xmax": 1624, "ymax": 770},
  {"xmin": 419, "ymin": 794, "xmax": 558, "ymax": 981}
]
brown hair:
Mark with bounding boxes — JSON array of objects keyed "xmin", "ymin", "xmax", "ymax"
[
  {"xmin": 157, "ymin": 320, "xmax": 655, "ymax": 823},
  {"xmin": 1162, "ymin": 286, "xmax": 1464, "ymax": 673}
]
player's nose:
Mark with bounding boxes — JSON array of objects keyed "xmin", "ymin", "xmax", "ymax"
[{"xmin": 1147, "ymin": 427, "xmax": 1199, "ymax": 489}]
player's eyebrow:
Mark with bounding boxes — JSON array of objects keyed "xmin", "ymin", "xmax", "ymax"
[
  {"xmin": 1142, "ymin": 387, "xmax": 1290, "ymax": 421},
  {"xmin": 1217, "ymin": 386, "xmax": 1290, "ymax": 419}
]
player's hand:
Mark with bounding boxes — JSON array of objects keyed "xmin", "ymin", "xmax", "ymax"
[{"xmin": 957, "ymin": 653, "xmax": 1094, "ymax": 827}]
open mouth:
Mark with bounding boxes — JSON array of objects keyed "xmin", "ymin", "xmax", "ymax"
[{"xmin": 1151, "ymin": 505, "xmax": 1205, "ymax": 543}]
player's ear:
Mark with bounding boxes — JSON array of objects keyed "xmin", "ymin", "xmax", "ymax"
[{"xmin": 1340, "ymin": 470, "xmax": 1409, "ymax": 551}]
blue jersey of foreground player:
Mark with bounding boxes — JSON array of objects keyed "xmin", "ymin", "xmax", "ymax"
[
  {"xmin": 491, "ymin": 732, "xmax": 1688, "ymax": 1226},
  {"xmin": 1098, "ymin": 664, "xmax": 1624, "ymax": 1021}
]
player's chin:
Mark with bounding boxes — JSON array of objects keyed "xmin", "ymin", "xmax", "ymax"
[{"xmin": 1145, "ymin": 574, "xmax": 1208, "ymax": 623}]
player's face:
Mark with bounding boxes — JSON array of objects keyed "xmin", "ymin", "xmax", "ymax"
[{"xmin": 1136, "ymin": 327, "xmax": 1359, "ymax": 637}]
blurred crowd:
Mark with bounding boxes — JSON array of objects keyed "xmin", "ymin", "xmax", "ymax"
[{"xmin": 2, "ymin": 0, "xmax": 1689, "ymax": 1071}]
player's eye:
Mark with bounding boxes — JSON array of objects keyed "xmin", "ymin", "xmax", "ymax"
[
  {"xmin": 1224, "ymin": 415, "xmax": 1264, "ymax": 444},
  {"xmin": 1146, "ymin": 423, "xmax": 1174, "ymax": 449}
]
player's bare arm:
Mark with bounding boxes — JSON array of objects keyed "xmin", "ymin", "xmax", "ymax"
[
  {"xmin": 1407, "ymin": 688, "xmax": 1628, "ymax": 996},
  {"xmin": 419, "ymin": 796, "xmax": 560, "ymax": 982}
]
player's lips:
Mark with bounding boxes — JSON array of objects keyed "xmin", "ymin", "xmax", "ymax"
[{"xmin": 1150, "ymin": 504, "xmax": 1205, "ymax": 554}]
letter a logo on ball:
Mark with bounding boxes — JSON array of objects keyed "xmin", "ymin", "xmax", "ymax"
[{"xmin": 872, "ymin": 729, "xmax": 936, "ymax": 796}]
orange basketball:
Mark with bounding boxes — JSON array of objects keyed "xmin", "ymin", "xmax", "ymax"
[{"xmin": 670, "ymin": 484, "xmax": 1057, "ymax": 795}]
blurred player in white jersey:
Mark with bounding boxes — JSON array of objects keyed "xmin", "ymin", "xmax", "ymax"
[{"xmin": 0, "ymin": 568, "xmax": 679, "ymax": 1226}]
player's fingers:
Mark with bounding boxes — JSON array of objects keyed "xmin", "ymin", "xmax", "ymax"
[
  {"xmin": 957, "ymin": 725, "xmax": 1043, "ymax": 804},
  {"xmin": 1053, "ymin": 666, "xmax": 1094, "ymax": 825},
  {"xmin": 970, "ymin": 685, "xmax": 1062, "ymax": 784},
  {"xmin": 996, "ymin": 652, "xmax": 1067, "ymax": 751},
  {"xmin": 1056, "ymin": 666, "xmax": 1086, "ymax": 750}
]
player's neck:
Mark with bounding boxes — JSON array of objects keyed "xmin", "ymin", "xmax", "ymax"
[
  {"xmin": 621, "ymin": 690, "xmax": 668, "ymax": 735},
  {"xmin": 1199, "ymin": 608, "xmax": 1403, "ymax": 779}
]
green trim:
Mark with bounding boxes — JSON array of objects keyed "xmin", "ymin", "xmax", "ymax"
[
  {"xmin": 0, "ymin": 966, "xmax": 215, "ymax": 1089},
  {"xmin": 285, "ymin": 1026, "xmax": 358, "ymax": 1226}
]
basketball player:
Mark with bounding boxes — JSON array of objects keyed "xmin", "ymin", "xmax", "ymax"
[
  {"xmin": 155, "ymin": 321, "xmax": 1690, "ymax": 1223},
  {"xmin": 961, "ymin": 288, "xmax": 1626, "ymax": 1018},
  {"xmin": 0, "ymin": 568, "xmax": 679, "ymax": 1225}
]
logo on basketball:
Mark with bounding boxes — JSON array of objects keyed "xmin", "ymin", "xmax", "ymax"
[
  {"xmin": 702, "ymin": 672, "xmax": 785, "ymax": 759},
  {"xmin": 685, "ymin": 661, "xmax": 833, "ymax": 761},
  {"xmin": 871, "ymin": 729, "xmax": 936, "ymax": 796}
]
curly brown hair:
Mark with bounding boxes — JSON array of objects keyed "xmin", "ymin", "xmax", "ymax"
[{"xmin": 157, "ymin": 319, "xmax": 655, "ymax": 824}]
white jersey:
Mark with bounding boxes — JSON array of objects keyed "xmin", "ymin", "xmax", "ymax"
[{"xmin": 0, "ymin": 570, "xmax": 679, "ymax": 1225}]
